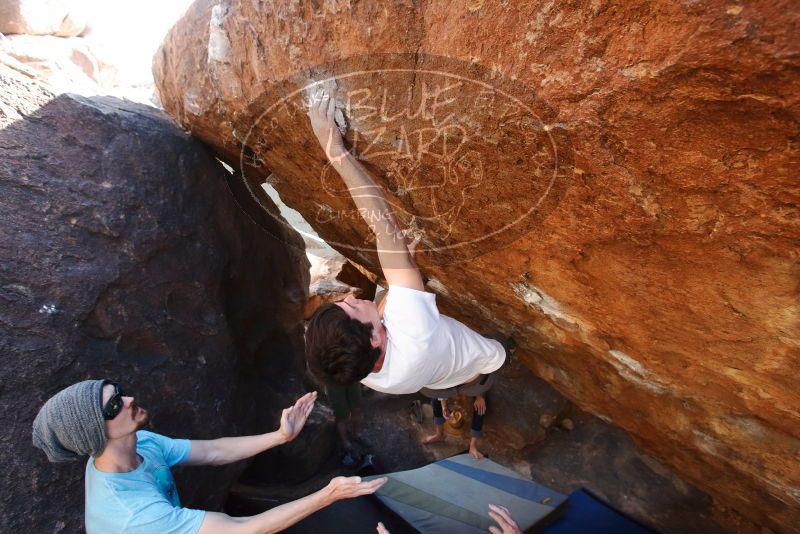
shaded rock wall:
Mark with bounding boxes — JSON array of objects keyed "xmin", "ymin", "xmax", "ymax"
[
  {"xmin": 154, "ymin": 1, "xmax": 799, "ymax": 531},
  {"xmin": 0, "ymin": 68, "xmax": 308, "ymax": 532}
]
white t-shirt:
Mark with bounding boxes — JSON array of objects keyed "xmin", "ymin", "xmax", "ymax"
[{"xmin": 361, "ymin": 285, "xmax": 506, "ymax": 394}]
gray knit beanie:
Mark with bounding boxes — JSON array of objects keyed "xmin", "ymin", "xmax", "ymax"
[{"xmin": 32, "ymin": 379, "xmax": 107, "ymax": 462}]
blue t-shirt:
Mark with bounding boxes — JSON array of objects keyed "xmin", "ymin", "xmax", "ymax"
[{"xmin": 85, "ymin": 430, "xmax": 205, "ymax": 534}]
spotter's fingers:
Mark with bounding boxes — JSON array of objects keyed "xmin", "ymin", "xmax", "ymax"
[{"xmin": 360, "ymin": 477, "xmax": 388, "ymax": 495}]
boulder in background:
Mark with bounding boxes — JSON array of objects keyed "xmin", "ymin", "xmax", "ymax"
[
  {"xmin": 153, "ymin": 1, "xmax": 800, "ymax": 531},
  {"xmin": 0, "ymin": 0, "xmax": 89, "ymax": 37}
]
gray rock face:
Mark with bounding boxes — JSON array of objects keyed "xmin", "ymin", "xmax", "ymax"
[{"xmin": 0, "ymin": 69, "xmax": 309, "ymax": 532}]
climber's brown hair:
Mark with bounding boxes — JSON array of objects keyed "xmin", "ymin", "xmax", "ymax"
[{"xmin": 305, "ymin": 303, "xmax": 381, "ymax": 386}]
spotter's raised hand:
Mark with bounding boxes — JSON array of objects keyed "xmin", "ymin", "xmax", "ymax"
[{"xmin": 277, "ymin": 391, "xmax": 317, "ymax": 442}]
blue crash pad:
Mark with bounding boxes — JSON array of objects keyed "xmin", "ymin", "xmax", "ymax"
[{"xmin": 542, "ymin": 488, "xmax": 655, "ymax": 534}]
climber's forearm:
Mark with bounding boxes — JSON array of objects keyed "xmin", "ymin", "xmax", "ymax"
[
  {"xmin": 184, "ymin": 432, "xmax": 286, "ymax": 466},
  {"xmin": 329, "ymin": 153, "xmax": 423, "ymax": 289},
  {"xmin": 329, "ymin": 152, "xmax": 407, "ymax": 254}
]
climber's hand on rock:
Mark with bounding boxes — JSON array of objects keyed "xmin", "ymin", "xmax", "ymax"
[
  {"xmin": 278, "ymin": 391, "xmax": 317, "ymax": 442},
  {"xmin": 474, "ymin": 395, "xmax": 486, "ymax": 416},
  {"xmin": 488, "ymin": 504, "xmax": 521, "ymax": 534},
  {"xmin": 376, "ymin": 522, "xmax": 391, "ymax": 534},
  {"xmin": 308, "ymin": 89, "xmax": 346, "ymax": 162},
  {"xmin": 325, "ymin": 476, "xmax": 387, "ymax": 504}
]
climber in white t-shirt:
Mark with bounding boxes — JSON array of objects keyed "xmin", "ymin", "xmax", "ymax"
[{"xmin": 305, "ymin": 90, "xmax": 510, "ymax": 459}]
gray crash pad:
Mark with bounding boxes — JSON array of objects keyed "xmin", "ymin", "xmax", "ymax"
[{"xmin": 368, "ymin": 454, "xmax": 568, "ymax": 534}]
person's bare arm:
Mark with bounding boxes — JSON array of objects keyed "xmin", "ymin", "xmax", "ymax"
[
  {"xmin": 198, "ymin": 476, "xmax": 387, "ymax": 534},
  {"xmin": 308, "ymin": 90, "xmax": 423, "ymax": 291},
  {"xmin": 184, "ymin": 392, "xmax": 317, "ymax": 466}
]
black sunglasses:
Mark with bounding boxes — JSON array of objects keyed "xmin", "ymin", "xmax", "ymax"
[{"xmin": 101, "ymin": 382, "xmax": 125, "ymax": 420}]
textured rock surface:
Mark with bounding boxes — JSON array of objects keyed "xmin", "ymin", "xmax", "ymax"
[
  {"xmin": 155, "ymin": 1, "xmax": 799, "ymax": 531},
  {"xmin": 484, "ymin": 360, "xmax": 570, "ymax": 450},
  {"xmin": 305, "ymin": 278, "xmax": 360, "ymax": 319},
  {"xmin": 308, "ymin": 252, "xmax": 347, "ymax": 287},
  {"xmin": 305, "ymin": 254, "xmax": 377, "ymax": 318},
  {"xmin": 336, "ymin": 262, "xmax": 377, "ymax": 302},
  {"xmin": 0, "ymin": 0, "xmax": 88, "ymax": 37},
  {"xmin": 0, "ymin": 68, "xmax": 308, "ymax": 532},
  {"xmin": 0, "ymin": 34, "xmax": 107, "ymax": 94}
]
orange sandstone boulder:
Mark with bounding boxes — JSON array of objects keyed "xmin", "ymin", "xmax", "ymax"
[{"xmin": 154, "ymin": 1, "xmax": 800, "ymax": 531}]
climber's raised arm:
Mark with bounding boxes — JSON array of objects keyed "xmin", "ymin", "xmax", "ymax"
[
  {"xmin": 184, "ymin": 392, "xmax": 317, "ymax": 466},
  {"xmin": 308, "ymin": 90, "xmax": 423, "ymax": 291}
]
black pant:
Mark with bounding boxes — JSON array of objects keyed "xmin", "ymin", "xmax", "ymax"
[{"xmin": 431, "ymin": 395, "xmax": 486, "ymax": 438}]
